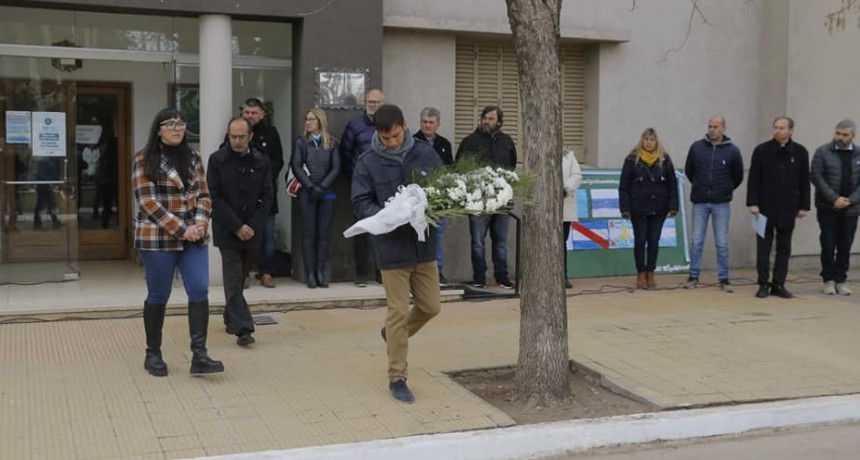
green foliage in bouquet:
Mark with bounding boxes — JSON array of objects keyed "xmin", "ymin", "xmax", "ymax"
[{"xmin": 410, "ymin": 154, "xmax": 537, "ymax": 224}]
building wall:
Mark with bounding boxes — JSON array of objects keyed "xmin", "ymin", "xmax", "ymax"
[{"xmin": 786, "ymin": 0, "xmax": 860, "ymax": 261}]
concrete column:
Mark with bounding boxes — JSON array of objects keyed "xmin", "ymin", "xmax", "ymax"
[{"xmin": 199, "ymin": 14, "xmax": 232, "ymax": 285}]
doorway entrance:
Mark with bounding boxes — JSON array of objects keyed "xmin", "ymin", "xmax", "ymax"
[
  {"xmin": 0, "ymin": 78, "xmax": 132, "ymax": 284},
  {"xmin": 76, "ymin": 82, "xmax": 131, "ymax": 260}
]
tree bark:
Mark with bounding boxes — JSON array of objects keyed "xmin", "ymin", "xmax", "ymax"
[{"xmin": 506, "ymin": 0, "xmax": 570, "ymax": 406}]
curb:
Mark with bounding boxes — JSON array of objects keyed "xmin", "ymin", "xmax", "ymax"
[{"xmin": 191, "ymin": 393, "xmax": 860, "ymax": 460}]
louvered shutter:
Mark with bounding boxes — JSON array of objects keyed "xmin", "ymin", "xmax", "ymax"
[
  {"xmin": 560, "ymin": 45, "xmax": 587, "ymax": 163},
  {"xmin": 455, "ymin": 38, "xmax": 586, "ymax": 163}
]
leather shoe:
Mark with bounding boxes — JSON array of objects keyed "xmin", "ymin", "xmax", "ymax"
[
  {"xmin": 380, "ymin": 326, "xmax": 387, "ymax": 343},
  {"xmin": 755, "ymin": 284, "xmax": 769, "ymax": 298},
  {"xmin": 770, "ymin": 284, "xmax": 793, "ymax": 299},
  {"xmin": 237, "ymin": 333, "xmax": 255, "ymax": 346},
  {"xmin": 260, "ymin": 274, "xmax": 275, "ymax": 288}
]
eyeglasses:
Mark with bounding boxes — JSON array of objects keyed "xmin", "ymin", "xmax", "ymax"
[{"xmin": 160, "ymin": 120, "xmax": 188, "ymax": 130}]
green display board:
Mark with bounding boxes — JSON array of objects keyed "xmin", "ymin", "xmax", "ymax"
[{"xmin": 566, "ymin": 170, "xmax": 690, "ymax": 278}]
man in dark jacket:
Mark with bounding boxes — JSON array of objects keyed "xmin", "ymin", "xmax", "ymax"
[
  {"xmin": 351, "ymin": 104, "xmax": 442, "ymax": 403},
  {"xmin": 457, "ymin": 105, "xmax": 518, "ymax": 289},
  {"xmin": 683, "ymin": 115, "xmax": 744, "ymax": 292},
  {"xmin": 414, "ymin": 106, "xmax": 453, "ymax": 285},
  {"xmin": 342, "ymin": 88, "xmax": 384, "ymax": 287},
  {"xmin": 208, "ymin": 117, "xmax": 273, "ymax": 346},
  {"xmin": 240, "ymin": 98, "xmax": 283, "ymax": 288},
  {"xmin": 746, "ymin": 116, "xmax": 810, "ymax": 299},
  {"xmin": 811, "ymin": 118, "xmax": 860, "ymax": 296}
]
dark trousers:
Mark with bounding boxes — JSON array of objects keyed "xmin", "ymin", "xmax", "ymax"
[
  {"xmin": 34, "ymin": 184, "xmax": 58, "ymax": 221},
  {"xmin": 817, "ymin": 209, "xmax": 859, "ymax": 283},
  {"xmin": 220, "ymin": 247, "xmax": 255, "ymax": 336},
  {"xmin": 298, "ymin": 192, "xmax": 336, "ymax": 274},
  {"xmin": 756, "ymin": 222, "xmax": 794, "ymax": 286},
  {"xmin": 563, "ymin": 221, "xmax": 571, "ymax": 278},
  {"xmin": 631, "ymin": 214, "xmax": 666, "ymax": 273}
]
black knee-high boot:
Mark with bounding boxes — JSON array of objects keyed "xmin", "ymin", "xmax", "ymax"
[
  {"xmin": 188, "ymin": 301, "xmax": 224, "ymax": 374},
  {"xmin": 143, "ymin": 302, "xmax": 168, "ymax": 377}
]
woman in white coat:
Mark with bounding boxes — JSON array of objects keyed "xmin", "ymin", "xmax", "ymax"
[{"xmin": 562, "ymin": 148, "xmax": 583, "ymax": 288}]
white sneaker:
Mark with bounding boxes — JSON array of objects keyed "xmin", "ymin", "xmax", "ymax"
[
  {"xmin": 836, "ymin": 283, "xmax": 853, "ymax": 296},
  {"xmin": 822, "ymin": 281, "xmax": 837, "ymax": 295}
]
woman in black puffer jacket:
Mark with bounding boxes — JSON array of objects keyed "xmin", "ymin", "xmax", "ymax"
[
  {"xmin": 618, "ymin": 128, "xmax": 679, "ymax": 290},
  {"xmin": 290, "ymin": 108, "xmax": 341, "ymax": 288}
]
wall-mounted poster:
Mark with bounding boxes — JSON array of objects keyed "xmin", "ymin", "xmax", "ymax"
[
  {"xmin": 6, "ymin": 111, "xmax": 32, "ymax": 144},
  {"xmin": 32, "ymin": 112, "xmax": 66, "ymax": 157}
]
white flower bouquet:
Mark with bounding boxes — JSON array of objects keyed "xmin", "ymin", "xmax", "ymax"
[{"xmin": 344, "ymin": 156, "xmax": 534, "ymax": 241}]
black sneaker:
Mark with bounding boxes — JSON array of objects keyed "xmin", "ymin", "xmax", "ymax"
[
  {"xmin": 683, "ymin": 277, "xmax": 699, "ymax": 289},
  {"xmin": 237, "ymin": 333, "xmax": 255, "ymax": 346},
  {"xmin": 719, "ymin": 279, "xmax": 734, "ymax": 293},
  {"xmin": 472, "ymin": 279, "xmax": 486, "ymax": 288},
  {"xmin": 380, "ymin": 326, "xmax": 387, "ymax": 343},
  {"xmin": 770, "ymin": 284, "xmax": 793, "ymax": 299},
  {"xmin": 755, "ymin": 284, "xmax": 770, "ymax": 298},
  {"xmin": 564, "ymin": 279, "xmax": 572, "ymax": 289},
  {"xmin": 497, "ymin": 277, "xmax": 515, "ymax": 289},
  {"xmin": 389, "ymin": 379, "xmax": 415, "ymax": 403},
  {"xmin": 355, "ymin": 278, "xmax": 368, "ymax": 288},
  {"xmin": 438, "ymin": 273, "xmax": 448, "ymax": 286}
]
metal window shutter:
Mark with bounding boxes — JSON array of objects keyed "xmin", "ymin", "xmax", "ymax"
[
  {"xmin": 561, "ymin": 45, "xmax": 587, "ymax": 163},
  {"xmin": 455, "ymin": 39, "xmax": 521, "ymax": 157},
  {"xmin": 455, "ymin": 39, "xmax": 586, "ymax": 163}
]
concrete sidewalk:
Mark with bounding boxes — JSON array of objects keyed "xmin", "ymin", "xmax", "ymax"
[{"xmin": 2, "ymin": 270, "xmax": 859, "ymax": 459}]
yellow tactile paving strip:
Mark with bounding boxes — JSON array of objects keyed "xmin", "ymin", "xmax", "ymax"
[{"xmin": 2, "ymin": 270, "xmax": 860, "ymax": 459}]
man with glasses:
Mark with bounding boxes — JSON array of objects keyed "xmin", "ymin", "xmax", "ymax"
[
  {"xmin": 342, "ymin": 88, "xmax": 384, "ymax": 287},
  {"xmin": 240, "ymin": 97, "xmax": 284, "ymax": 288},
  {"xmin": 208, "ymin": 117, "xmax": 273, "ymax": 346}
]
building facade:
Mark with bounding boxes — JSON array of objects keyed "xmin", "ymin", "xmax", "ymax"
[{"xmin": 0, "ymin": 0, "xmax": 857, "ymax": 288}]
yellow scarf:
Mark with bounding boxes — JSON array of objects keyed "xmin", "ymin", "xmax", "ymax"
[{"xmin": 638, "ymin": 149, "xmax": 659, "ymax": 167}]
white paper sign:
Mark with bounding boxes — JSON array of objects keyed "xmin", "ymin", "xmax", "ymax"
[
  {"xmin": 76, "ymin": 125, "xmax": 103, "ymax": 145},
  {"xmin": 751, "ymin": 213, "xmax": 767, "ymax": 238},
  {"xmin": 32, "ymin": 112, "xmax": 66, "ymax": 157},
  {"xmin": 5, "ymin": 111, "xmax": 32, "ymax": 144}
]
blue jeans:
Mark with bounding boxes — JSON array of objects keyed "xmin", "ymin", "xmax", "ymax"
[
  {"xmin": 435, "ymin": 218, "xmax": 446, "ymax": 273},
  {"xmin": 689, "ymin": 202, "xmax": 730, "ymax": 280},
  {"xmin": 469, "ymin": 214, "xmax": 510, "ymax": 282},
  {"xmin": 258, "ymin": 214, "xmax": 276, "ymax": 276},
  {"xmin": 139, "ymin": 242, "xmax": 209, "ymax": 304}
]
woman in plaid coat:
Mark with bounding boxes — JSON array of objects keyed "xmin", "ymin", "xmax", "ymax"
[{"xmin": 133, "ymin": 107, "xmax": 223, "ymax": 377}]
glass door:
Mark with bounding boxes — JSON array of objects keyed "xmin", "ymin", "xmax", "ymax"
[
  {"xmin": 0, "ymin": 69, "xmax": 79, "ymax": 283},
  {"xmin": 76, "ymin": 83, "xmax": 130, "ymax": 260}
]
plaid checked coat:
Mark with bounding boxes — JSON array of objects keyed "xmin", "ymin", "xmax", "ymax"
[{"xmin": 133, "ymin": 149, "xmax": 211, "ymax": 251}]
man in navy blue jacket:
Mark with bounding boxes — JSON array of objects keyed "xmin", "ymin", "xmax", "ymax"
[
  {"xmin": 683, "ymin": 115, "xmax": 744, "ymax": 292},
  {"xmin": 341, "ymin": 88, "xmax": 384, "ymax": 287},
  {"xmin": 352, "ymin": 104, "xmax": 442, "ymax": 403}
]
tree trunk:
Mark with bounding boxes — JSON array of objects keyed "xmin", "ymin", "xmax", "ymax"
[{"xmin": 506, "ymin": 0, "xmax": 570, "ymax": 406}]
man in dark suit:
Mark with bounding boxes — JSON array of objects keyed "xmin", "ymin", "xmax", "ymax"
[{"xmin": 746, "ymin": 116, "xmax": 810, "ymax": 299}]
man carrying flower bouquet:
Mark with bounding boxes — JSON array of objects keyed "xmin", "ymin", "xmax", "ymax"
[
  {"xmin": 351, "ymin": 104, "xmax": 443, "ymax": 403},
  {"xmin": 457, "ymin": 105, "xmax": 518, "ymax": 289}
]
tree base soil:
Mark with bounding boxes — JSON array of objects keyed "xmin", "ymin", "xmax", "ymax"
[{"xmin": 451, "ymin": 366, "xmax": 655, "ymax": 425}]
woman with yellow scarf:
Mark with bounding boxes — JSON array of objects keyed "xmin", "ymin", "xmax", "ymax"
[{"xmin": 618, "ymin": 128, "xmax": 679, "ymax": 289}]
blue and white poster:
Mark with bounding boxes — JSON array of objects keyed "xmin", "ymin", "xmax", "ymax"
[
  {"xmin": 32, "ymin": 112, "xmax": 66, "ymax": 157},
  {"xmin": 5, "ymin": 111, "xmax": 31, "ymax": 144}
]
